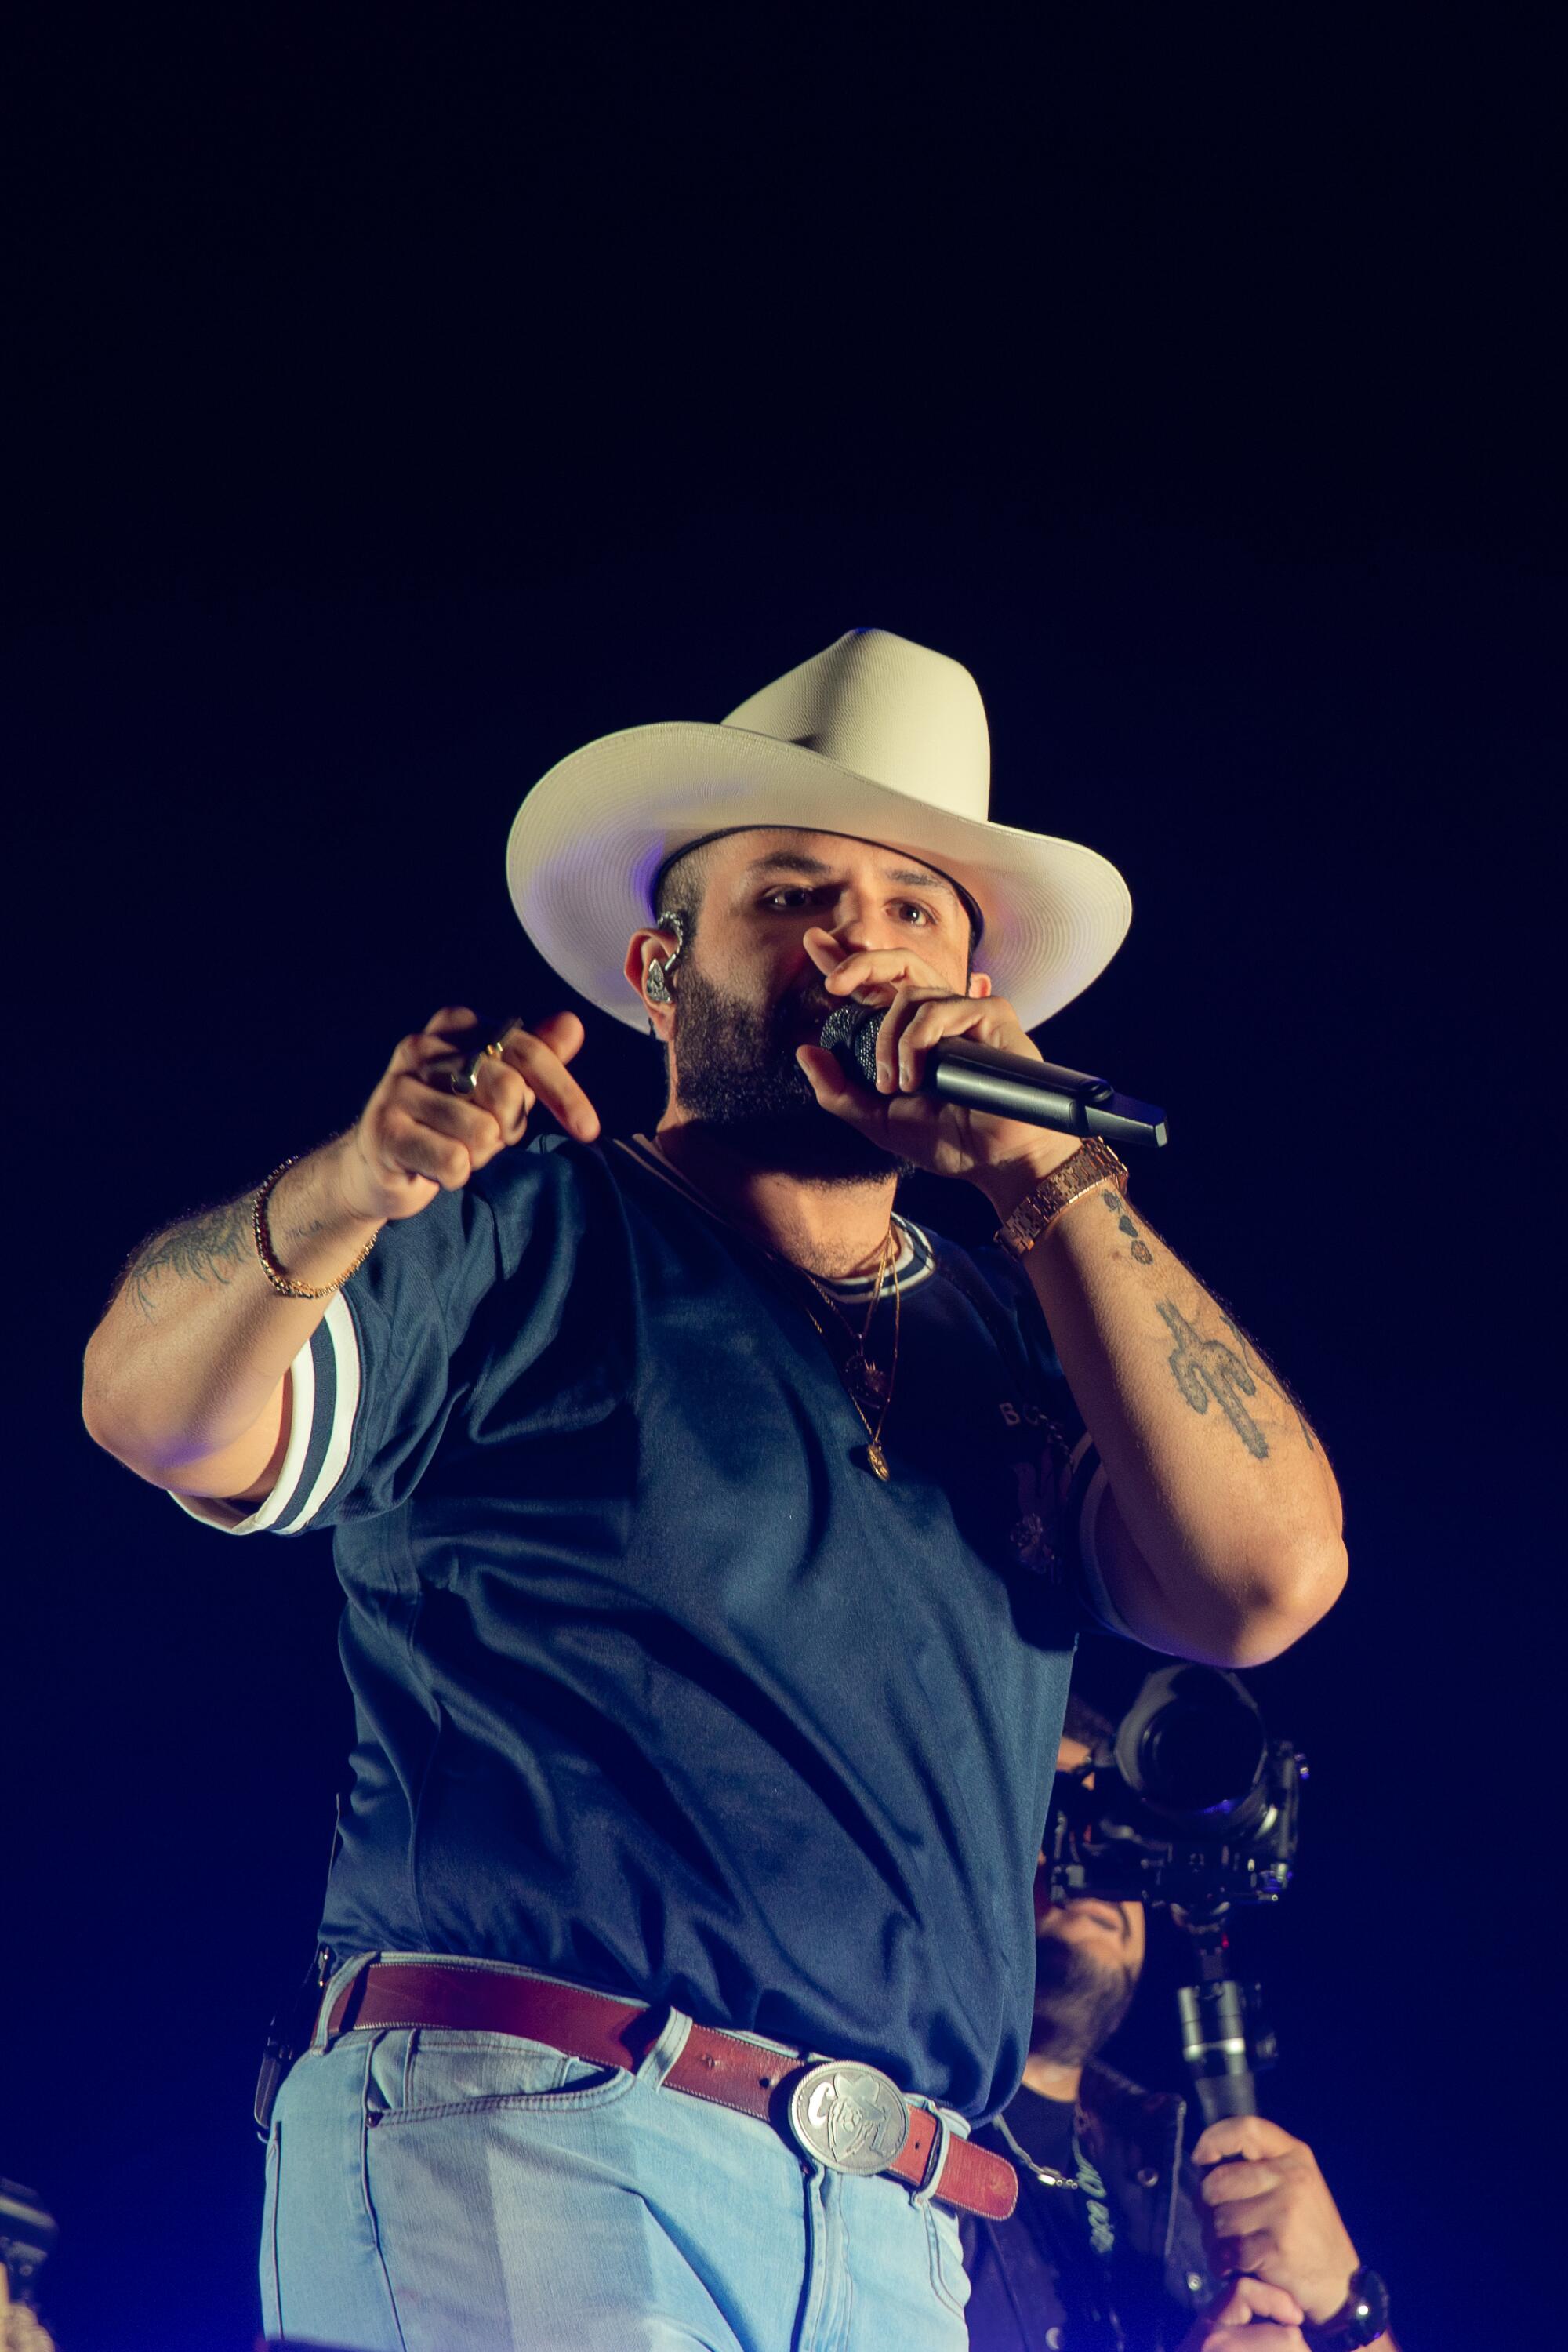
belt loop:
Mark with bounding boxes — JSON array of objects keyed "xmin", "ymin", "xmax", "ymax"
[
  {"xmin": 314, "ymin": 1951, "xmax": 376, "ymax": 2050},
  {"xmin": 911, "ymin": 2107, "xmax": 952, "ymax": 2209},
  {"xmin": 637, "ymin": 2004, "xmax": 693, "ymax": 2090}
]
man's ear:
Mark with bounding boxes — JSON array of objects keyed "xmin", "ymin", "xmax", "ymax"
[
  {"xmin": 624, "ymin": 927, "xmax": 681, "ymax": 1036},
  {"xmin": 966, "ymin": 970, "xmax": 993, "ymax": 1000}
]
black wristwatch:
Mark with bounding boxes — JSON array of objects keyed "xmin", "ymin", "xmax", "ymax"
[{"xmin": 1301, "ymin": 2267, "xmax": 1391, "ymax": 2350}]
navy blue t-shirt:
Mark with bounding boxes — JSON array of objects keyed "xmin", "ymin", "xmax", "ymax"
[{"xmin": 183, "ymin": 1134, "xmax": 1125, "ymax": 2119}]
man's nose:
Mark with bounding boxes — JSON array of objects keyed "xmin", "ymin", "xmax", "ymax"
[{"xmin": 826, "ymin": 894, "xmax": 893, "ymax": 953}]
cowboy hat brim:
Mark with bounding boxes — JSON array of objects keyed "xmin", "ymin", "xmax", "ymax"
[{"xmin": 506, "ymin": 720, "xmax": 1132, "ymax": 1032}]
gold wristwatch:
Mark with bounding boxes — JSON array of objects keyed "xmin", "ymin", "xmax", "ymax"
[{"xmin": 994, "ymin": 1137, "xmax": 1129, "ymax": 1258}]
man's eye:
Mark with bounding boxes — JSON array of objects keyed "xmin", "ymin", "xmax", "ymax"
[
  {"xmin": 761, "ymin": 888, "xmax": 811, "ymax": 909},
  {"xmin": 896, "ymin": 902, "xmax": 934, "ymax": 925}
]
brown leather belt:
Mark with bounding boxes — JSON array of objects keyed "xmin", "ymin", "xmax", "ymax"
[{"xmin": 322, "ymin": 1961, "xmax": 1018, "ymax": 2222}]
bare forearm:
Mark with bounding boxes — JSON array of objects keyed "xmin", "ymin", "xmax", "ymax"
[
  {"xmin": 82, "ymin": 1139, "xmax": 381, "ymax": 1479},
  {"xmin": 984, "ymin": 1160, "xmax": 1345, "ymax": 1662},
  {"xmin": 84, "ymin": 1005, "xmax": 602, "ymax": 1497}
]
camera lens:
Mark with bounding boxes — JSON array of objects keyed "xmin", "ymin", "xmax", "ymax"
[
  {"xmin": 1139, "ymin": 1699, "xmax": 1266, "ymax": 1819},
  {"xmin": 1116, "ymin": 1665, "xmax": 1269, "ymax": 1825}
]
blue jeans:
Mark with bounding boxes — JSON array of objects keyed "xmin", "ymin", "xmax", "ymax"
[{"xmin": 261, "ymin": 1954, "xmax": 973, "ymax": 2351}]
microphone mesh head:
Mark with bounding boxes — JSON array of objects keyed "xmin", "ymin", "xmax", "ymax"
[{"xmin": 818, "ymin": 1001, "xmax": 884, "ymax": 1087}]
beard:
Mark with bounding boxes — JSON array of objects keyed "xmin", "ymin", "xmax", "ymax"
[
  {"xmin": 670, "ymin": 956, "xmax": 905, "ymax": 1184},
  {"xmin": 1030, "ymin": 1931, "xmax": 1140, "ymax": 2069}
]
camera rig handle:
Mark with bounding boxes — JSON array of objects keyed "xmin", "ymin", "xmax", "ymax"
[{"xmin": 1174, "ymin": 1911, "xmax": 1272, "ymax": 2127}]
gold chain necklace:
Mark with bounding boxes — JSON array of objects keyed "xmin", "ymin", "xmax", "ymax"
[
  {"xmin": 797, "ymin": 1228, "xmax": 903, "ymax": 1480},
  {"xmin": 804, "ymin": 1227, "xmax": 893, "ymax": 1399}
]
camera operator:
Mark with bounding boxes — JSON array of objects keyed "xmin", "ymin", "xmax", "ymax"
[{"xmin": 961, "ymin": 1698, "xmax": 1395, "ymax": 2352}]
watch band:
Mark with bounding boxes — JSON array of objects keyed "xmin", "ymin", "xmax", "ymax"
[
  {"xmin": 993, "ymin": 1137, "xmax": 1129, "ymax": 1258},
  {"xmin": 1301, "ymin": 2267, "xmax": 1391, "ymax": 2350}
]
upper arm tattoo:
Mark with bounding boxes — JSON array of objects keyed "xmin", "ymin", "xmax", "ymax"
[{"xmin": 122, "ymin": 1197, "xmax": 252, "ymax": 1320}]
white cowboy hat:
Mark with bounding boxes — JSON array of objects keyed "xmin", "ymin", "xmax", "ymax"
[{"xmin": 506, "ymin": 628, "xmax": 1131, "ymax": 1032}]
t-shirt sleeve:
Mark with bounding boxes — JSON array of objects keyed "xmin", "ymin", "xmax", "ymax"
[
  {"xmin": 967, "ymin": 1236, "xmax": 1164, "ymax": 1646},
  {"xmin": 1061, "ymin": 1428, "xmax": 1157, "ymax": 1643},
  {"xmin": 173, "ymin": 1285, "xmax": 367, "ymax": 1535},
  {"xmin": 172, "ymin": 1139, "xmax": 577, "ymax": 1537}
]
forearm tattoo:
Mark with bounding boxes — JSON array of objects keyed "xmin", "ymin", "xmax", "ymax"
[
  {"xmin": 1218, "ymin": 1310, "xmax": 1318, "ymax": 1455},
  {"xmin": 1100, "ymin": 1186, "xmax": 1154, "ymax": 1265},
  {"xmin": 122, "ymin": 1197, "xmax": 252, "ymax": 1320},
  {"xmin": 1156, "ymin": 1298, "xmax": 1269, "ymax": 1460},
  {"xmin": 1098, "ymin": 1188, "xmax": 1316, "ymax": 1461}
]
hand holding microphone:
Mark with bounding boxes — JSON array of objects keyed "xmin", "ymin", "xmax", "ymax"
[
  {"xmin": 793, "ymin": 929, "xmax": 1167, "ymax": 1187},
  {"xmin": 818, "ymin": 999, "xmax": 1167, "ymax": 1150}
]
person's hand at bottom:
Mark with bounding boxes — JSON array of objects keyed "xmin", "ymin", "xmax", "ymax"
[
  {"xmin": 1174, "ymin": 2272, "xmax": 1307, "ymax": 2351},
  {"xmin": 0, "ymin": 2267, "xmax": 57, "ymax": 2352}
]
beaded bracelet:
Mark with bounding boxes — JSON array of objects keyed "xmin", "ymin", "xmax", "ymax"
[{"xmin": 252, "ymin": 1156, "xmax": 379, "ymax": 1300}]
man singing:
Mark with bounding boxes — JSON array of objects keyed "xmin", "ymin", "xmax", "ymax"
[{"xmin": 83, "ymin": 630, "xmax": 1346, "ymax": 2350}]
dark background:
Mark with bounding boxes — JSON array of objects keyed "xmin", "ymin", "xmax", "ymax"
[{"xmin": 4, "ymin": 9, "xmax": 1560, "ymax": 2348}]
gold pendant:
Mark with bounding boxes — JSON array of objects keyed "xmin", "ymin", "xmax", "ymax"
[{"xmin": 866, "ymin": 1442, "xmax": 890, "ymax": 1481}]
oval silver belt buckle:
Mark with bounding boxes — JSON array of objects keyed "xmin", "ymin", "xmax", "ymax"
[{"xmin": 787, "ymin": 2060, "xmax": 912, "ymax": 2176}]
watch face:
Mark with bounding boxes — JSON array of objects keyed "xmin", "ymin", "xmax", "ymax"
[
  {"xmin": 1347, "ymin": 2267, "xmax": 1391, "ymax": 2344},
  {"xmin": 1304, "ymin": 2270, "xmax": 1391, "ymax": 2350}
]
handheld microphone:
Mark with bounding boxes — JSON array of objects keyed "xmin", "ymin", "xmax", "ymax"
[{"xmin": 818, "ymin": 1004, "xmax": 1169, "ymax": 1150}]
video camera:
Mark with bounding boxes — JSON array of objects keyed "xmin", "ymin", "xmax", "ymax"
[
  {"xmin": 1046, "ymin": 1664, "xmax": 1305, "ymax": 2122},
  {"xmin": 1046, "ymin": 1661, "xmax": 1301, "ymax": 1922}
]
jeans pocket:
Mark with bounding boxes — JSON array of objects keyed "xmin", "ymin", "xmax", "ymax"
[
  {"xmin": 374, "ymin": 2027, "xmax": 637, "ymax": 2123},
  {"xmin": 924, "ymin": 2201, "xmax": 972, "ymax": 2317}
]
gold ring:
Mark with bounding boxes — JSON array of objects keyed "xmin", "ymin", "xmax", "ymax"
[
  {"xmin": 481, "ymin": 1014, "xmax": 524, "ymax": 1057},
  {"xmin": 448, "ymin": 1016, "xmax": 523, "ymax": 1097}
]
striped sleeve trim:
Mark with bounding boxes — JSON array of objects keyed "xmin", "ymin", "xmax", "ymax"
[
  {"xmin": 171, "ymin": 1292, "xmax": 361, "ymax": 1537},
  {"xmin": 1064, "ymin": 1432, "xmax": 1142, "ymax": 1642}
]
